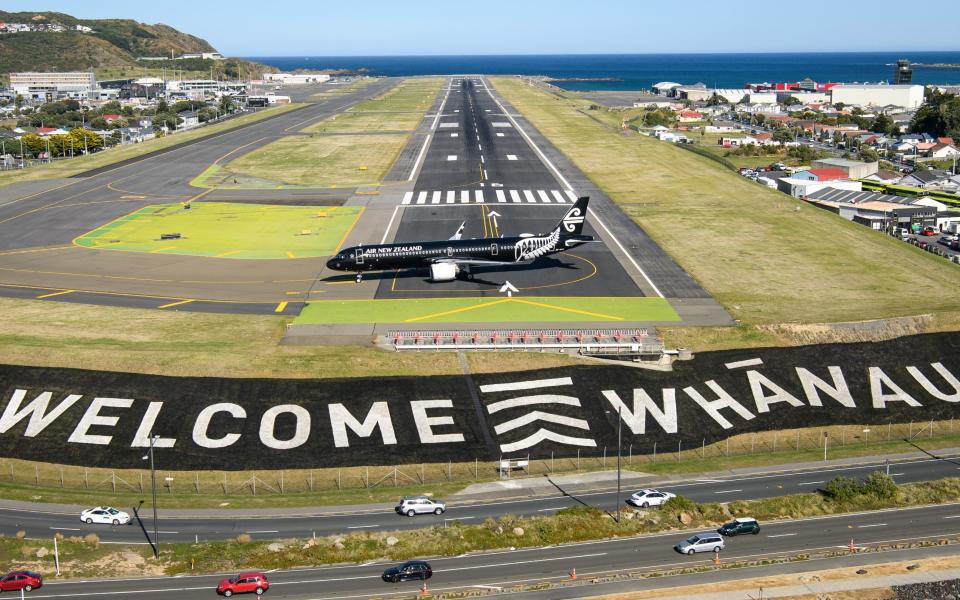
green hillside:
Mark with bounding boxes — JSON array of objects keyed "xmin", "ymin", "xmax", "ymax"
[{"xmin": 0, "ymin": 11, "xmax": 273, "ymax": 77}]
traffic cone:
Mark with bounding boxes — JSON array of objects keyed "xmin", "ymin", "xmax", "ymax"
[
  {"xmin": 713, "ymin": 553, "xmax": 721, "ymax": 566},
  {"xmin": 420, "ymin": 580, "xmax": 429, "ymax": 596},
  {"xmin": 848, "ymin": 539, "xmax": 855, "ymax": 552},
  {"xmin": 569, "ymin": 567, "xmax": 577, "ymax": 580}
]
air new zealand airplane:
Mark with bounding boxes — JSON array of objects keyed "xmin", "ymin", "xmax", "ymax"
[{"xmin": 326, "ymin": 197, "xmax": 595, "ymax": 282}]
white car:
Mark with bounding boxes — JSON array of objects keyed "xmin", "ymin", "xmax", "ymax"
[
  {"xmin": 80, "ymin": 506, "xmax": 130, "ymax": 525},
  {"xmin": 626, "ymin": 489, "xmax": 676, "ymax": 508},
  {"xmin": 395, "ymin": 496, "xmax": 446, "ymax": 517}
]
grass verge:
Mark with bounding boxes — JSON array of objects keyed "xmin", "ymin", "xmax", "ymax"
[
  {"xmin": 490, "ymin": 78, "xmax": 960, "ymax": 326},
  {"xmin": 294, "ymin": 296, "xmax": 679, "ymax": 325},
  {"xmin": 73, "ymin": 203, "xmax": 363, "ymax": 259},
  {"xmin": 0, "ymin": 104, "xmax": 306, "ymax": 188}
]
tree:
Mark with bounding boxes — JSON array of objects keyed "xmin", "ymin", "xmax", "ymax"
[
  {"xmin": 14, "ymin": 95, "xmax": 24, "ymax": 110},
  {"xmin": 219, "ymin": 94, "xmax": 234, "ymax": 113},
  {"xmin": 872, "ymin": 113, "xmax": 894, "ymax": 135},
  {"xmin": 155, "ymin": 99, "xmax": 169, "ymax": 115},
  {"xmin": 20, "ymin": 133, "xmax": 44, "ymax": 157},
  {"xmin": 69, "ymin": 128, "xmax": 104, "ymax": 153},
  {"xmin": 773, "ymin": 128, "xmax": 794, "ymax": 143},
  {"xmin": 783, "ymin": 96, "xmax": 801, "ymax": 106},
  {"xmin": 859, "ymin": 147, "xmax": 879, "ymax": 162},
  {"xmin": 911, "ymin": 89, "xmax": 960, "ymax": 138}
]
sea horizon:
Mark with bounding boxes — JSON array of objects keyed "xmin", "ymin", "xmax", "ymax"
[{"xmin": 245, "ymin": 51, "xmax": 960, "ymax": 91}]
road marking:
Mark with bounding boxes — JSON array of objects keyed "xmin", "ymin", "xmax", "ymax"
[
  {"xmin": 713, "ymin": 489, "xmax": 742, "ymax": 494},
  {"xmin": 480, "ymin": 155, "xmax": 485, "ymax": 164},
  {"xmin": 523, "ymin": 190, "xmax": 536, "ymax": 203},
  {"xmin": 417, "ymin": 191, "xmax": 427, "ymax": 205},
  {"xmin": 461, "ymin": 190, "xmax": 469, "ymax": 204},
  {"xmin": 857, "ymin": 523, "xmax": 887, "ymax": 528},
  {"xmin": 475, "ymin": 190, "xmax": 484, "ymax": 203},
  {"xmin": 401, "ymin": 191, "xmax": 413, "ymax": 205},
  {"xmin": 507, "ymin": 154, "xmax": 517, "ymax": 160},
  {"xmin": 496, "ymin": 190, "xmax": 507, "ymax": 203},
  {"xmin": 446, "ymin": 190, "xmax": 455, "ymax": 204},
  {"xmin": 432, "ymin": 191, "xmax": 441, "ymax": 204},
  {"xmin": 693, "ymin": 479, "xmax": 724, "ymax": 483},
  {"xmin": 49, "ymin": 527, "xmax": 80, "ymax": 531},
  {"xmin": 798, "ymin": 481, "xmax": 824, "ymax": 486},
  {"xmin": 551, "ymin": 190, "xmax": 567, "ymax": 203},
  {"xmin": 510, "ymin": 190, "xmax": 522, "ymax": 203},
  {"xmin": 537, "ymin": 507, "xmax": 566, "ymax": 512},
  {"xmin": 408, "ymin": 134, "xmax": 431, "ymax": 181},
  {"xmin": 36, "ymin": 289, "xmax": 75, "ymax": 299},
  {"xmin": 766, "ymin": 533, "xmax": 797, "ymax": 538},
  {"xmin": 380, "ymin": 205, "xmax": 401, "ymax": 244},
  {"xmin": 537, "ymin": 190, "xmax": 551, "ymax": 203},
  {"xmin": 943, "ymin": 515, "xmax": 960, "ymax": 519},
  {"xmin": 447, "ymin": 155, "xmax": 457, "ymax": 161},
  {"xmin": 347, "ymin": 524, "xmax": 379, "ymax": 529},
  {"xmin": 246, "ymin": 530, "xmax": 279, "ymax": 534},
  {"xmin": 157, "ymin": 299, "xmax": 194, "ymax": 309},
  {"xmin": 274, "ymin": 302, "xmax": 288, "ymax": 313}
]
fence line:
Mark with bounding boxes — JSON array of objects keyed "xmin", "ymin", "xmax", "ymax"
[{"xmin": 0, "ymin": 420, "xmax": 952, "ymax": 497}]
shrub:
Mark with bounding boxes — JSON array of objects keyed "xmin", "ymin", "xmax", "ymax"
[
  {"xmin": 662, "ymin": 495, "xmax": 697, "ymax": 514},
  {"xmin": 236, "ymin": 533, "xmax": 251, "ymax": 544},
  {"xmin": 15, "ymin": 530, "xmax": 25, "ymax": 540},
  {"xmin": 83, "ymin": 533, "xmax": 100, "ymax": 547},
  {"xmin": 862, "ymin": 471, "xmax": 898, "ymax": 500},
  {"xmin": 823, "ymin": 476, "xmax": 862, "ymax": 502}
]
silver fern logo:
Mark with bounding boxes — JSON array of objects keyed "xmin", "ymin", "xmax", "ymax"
[
  {"xmin": 514, "ymin": 229, "xmax": 560, "ymax": 261},
  {"xmin": 562, "ymin": 207, "xmax": 584, "ymax": 232},
  {"xmin": 480, "ymin": 377, "xmax": 597, "ymax": 453}
]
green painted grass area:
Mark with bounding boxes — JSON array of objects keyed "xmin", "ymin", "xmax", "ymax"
[
  {"xmin": 294, "ymin": 296, "xmax": 679, "ymax": 324},
  {"xmin": 74, "ymin": 202, "xmax": 362, "ymax": 259}
]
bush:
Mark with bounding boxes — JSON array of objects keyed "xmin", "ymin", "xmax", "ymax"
[
  {"xmin": 823, "ymin": 476, "xmax": 861, "ymax": 502},
  {"xmin": 15, "ymin": 530, "xmax": 25, "ymax": 540},
  {"xmin": 662, "ymin": 495, "xmax": 698, "ymax": 513},
  {"xmin": 236, "ymin": 533, "xmax": 251, "ymax": 544},
  {"xmin": 83, "ymin": 533, "xmax": 99, "ymax": 547},
  {"xmin": 862, "ymin": 472, "xmax": 898, "ymax": 500}
]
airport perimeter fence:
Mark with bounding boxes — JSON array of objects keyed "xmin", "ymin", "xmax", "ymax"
[
  {"xmin": 0, "ymin": 420, "xmax": 955, "ymax": 499},
  {"xmin": 675, "ymin": 143, "xmax": 738, "ymax": 172}
]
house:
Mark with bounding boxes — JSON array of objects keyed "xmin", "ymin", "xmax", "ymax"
[
  {"xmin": 102, "ymin": 114, "xmax": 122, "ymax": 124},
  {"xmin": 929, "ymin": 143, "xmax": 960, "ymax": 159},
  {"xmin": 899, "ymin": 169, "xmax": 952, "ymax": 189},
  {"xmin": 677, "ymin": 110, "xmax": 704, "ymax": 123},
  {"xmin": 862, "ymin": 170, "xmax": 903, "ymax": 183},
  {"xmin": 34, "ymin": 127, "xmax": 67, "ymax": 136},
  {"xmin": 937, "ymin": 137, "xmax": 955, "ymax": 146},
  {"xmin": 791, "ymin": 168, "xmax": 850, "ymax": 182},
  {"xmin": 177, "ymin": 110, "xmax": 199, "ymax": 130}
]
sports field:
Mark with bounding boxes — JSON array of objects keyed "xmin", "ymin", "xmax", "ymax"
[
  {"xmin": 294, "ymin": 296, "xmax": 679, "ymax": 324},
  {"xmin": 74, "ymin": 202, "xmax": 362, "ymax": 259}
]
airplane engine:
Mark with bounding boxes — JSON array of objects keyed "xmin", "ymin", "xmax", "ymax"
[{"xmin": 429, "ymin": 262, "xmax": 458, "ymax": 282}]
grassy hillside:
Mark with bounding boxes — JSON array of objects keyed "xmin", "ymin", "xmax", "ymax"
[{"xmin": 0, "ymin": 10, "xmax": 271, "ymax": 76}]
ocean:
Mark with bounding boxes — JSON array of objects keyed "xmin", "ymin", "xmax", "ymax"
[{"xmin": 246, "ymin": 52, "xmax": 960, "ymax": 91}]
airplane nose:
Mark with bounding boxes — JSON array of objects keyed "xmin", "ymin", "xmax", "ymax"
[{"xmin": 326, "ymin": 258, "xmax": 338, "ymax": 270}]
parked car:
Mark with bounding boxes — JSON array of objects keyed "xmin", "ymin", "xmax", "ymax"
[
  {"xmin": 626, "ymin": 489, "xmax": 676, "ymax": 508},
  {"xmin": 80, "ymin": 506, "xmax": 130, "ymax": 525},
  {"xmin": 395, "ymin": 496, "xmax": 446, "ymax": 517},
  {"xmin": 920, "ymin": 227, "xmax": 938, "ymax": 237},
  {"xmin": 381, "ymin": 560, "xmax": 433, "ymax": 583},
  {"xmin": 938, "ymin": 236, "xmax": 954, "ymax": 246},
  {"xmin": 919, "ymin": 240, "xmax": 929, "ymax": 250},
  {"xmin": 0, "ymin": 570, "xmax": 42, "ymax": 592},
  {"xmin": 675, "ymin": 533, "xmax": 725, "ymax": 554},
  {"xmin": 216, "ymin": 572, "xmax": 269, "ymax": 596},
  {"xmin": 718, "ymin": 517, "xmax": 761, "ymax": 536}
]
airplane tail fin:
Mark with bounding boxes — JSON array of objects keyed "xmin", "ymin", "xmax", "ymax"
[{"xmin": 553, "ymin": 196, "xmax": 588, "ymax": 236}]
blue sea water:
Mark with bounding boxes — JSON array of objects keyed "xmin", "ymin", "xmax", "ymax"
[{"xmin": 246, "ymin": 52, "xmax": 960, "ymax": 91}]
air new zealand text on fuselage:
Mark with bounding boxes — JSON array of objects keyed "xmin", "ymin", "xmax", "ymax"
[{"xmin": 326, "ymin": 197, "xmax": 596, "ymax": 282}]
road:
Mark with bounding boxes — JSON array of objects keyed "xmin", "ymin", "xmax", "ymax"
[
  {"xmin": 5, "ymin": 453, "xmax": 959, "ymax": 545},
  {"xmin": 20, "ymin": 501, "xmax": 960, "ymax": 599}
]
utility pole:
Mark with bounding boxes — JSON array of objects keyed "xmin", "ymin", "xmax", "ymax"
[
  {"xmin": 142, "ymin": 434, "xmax": 160, "ymax": 558},
  {"xmin": 616, "ymin": 405, "xmax": 623, "ymax": 524}
]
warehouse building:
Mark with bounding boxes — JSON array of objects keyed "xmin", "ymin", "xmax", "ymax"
[
  {"xmin": 10, "ymin": 71, "xmax": 97, "ymax": 99},
  {"xmin": 829, "ymin": 84, "xmax": 924, "ymax": 109},
  {"xmin": 811, "ymin": 158, "xmax": 879, "ymax": 179}
]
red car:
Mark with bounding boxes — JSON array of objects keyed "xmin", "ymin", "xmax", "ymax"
[
  {"xmin": 0, "ymin": 570, "xmax": 42, "ymax": 592},
  {"xmin": 216, "ymin": 572, "xmax": 269, "ymax": 596},
  {"xmin": 920, "ymin": 227, "xmax": 938, "ymax": 236}
]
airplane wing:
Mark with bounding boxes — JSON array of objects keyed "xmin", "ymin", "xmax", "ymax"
[{"xmin": 448, "ymin": 221, "xmax": 466, "ymax": 241}]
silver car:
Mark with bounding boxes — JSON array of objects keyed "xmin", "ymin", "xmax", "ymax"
[
  {"xmin": 675, "ymin": 533, "xmax": 725, "ymax": 555},
  {"xmin": 395, "ymin": 496, "xmax": 446, "ymax": 517}
]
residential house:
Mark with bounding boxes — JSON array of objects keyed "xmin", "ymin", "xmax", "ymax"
[
  {"xmin": 791, "ymin": 168, "xmax": 850, "ymax": 182},
  {"xmin": 929, "ymin": 143, "xmax": 959, "ymax": 159},
  {"xmin": 937, "ymin": 137, "xmax": 955, "ymax": 146},
  {"xmin": 899, "ymin": 169, "xmax": 952, "ymax": 189},
  {"xmin": 102, "ymin": 114, "xmax": 122, "ymax": 124},
  {"xmin": 34, "ymin": 127, "xmax": 67, "ymax": 136},
  {"xmin": 676, "ymin": 110, "xmax": 704, "ymax": 123},
  {"xmin": 177, "ymin": 110, "xmax": 199, "ymax": 130}
]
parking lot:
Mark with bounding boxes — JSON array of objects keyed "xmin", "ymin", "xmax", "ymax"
[{"xmin": 898, "ymin": 229, "xmax": 960, "ymax": 263}]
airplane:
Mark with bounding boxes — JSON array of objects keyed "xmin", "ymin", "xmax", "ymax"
[{"xmin": 326, "ymin": 197, "xmax": 596, "ymax": 282}]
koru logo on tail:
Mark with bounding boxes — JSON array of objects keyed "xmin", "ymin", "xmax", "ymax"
[{"xmin": 562, "ymin": 207, "xmax": 584, "ymax": 233}]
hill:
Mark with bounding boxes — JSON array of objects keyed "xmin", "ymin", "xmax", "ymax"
[{"xmin": 0, "ymin": 11, "xmax": 273, "ymax": 77}]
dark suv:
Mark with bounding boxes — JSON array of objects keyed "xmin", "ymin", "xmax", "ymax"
[
  {"xmin": 718, "ymin": 517, "xmax": 760, "ymax": 536},
  {"xmin": 381, "ymin": 560, "xmax": 433, "ymax": 583}
]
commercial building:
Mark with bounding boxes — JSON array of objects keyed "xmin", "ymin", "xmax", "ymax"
[
  {"xmin": 263, "ymin": 73, "xmax": 331, "ymax": 85},
  {"xmin": 811, "ymin": 158, "xmax": 879, "ymax": 179},
  {"xmin": 10, "ymin": 71, "xmax": 97, "ymax": 99},
  {"xmin": 829, "ymin": 84, "xmax": 924, "ymax": 109},
  {"xmin": 777, "ymin": 177, "xmax": 860, "ymax": 198},
  {"xmin": 804, "ymin": 187, "xmax": 940, "ymax": 231}
]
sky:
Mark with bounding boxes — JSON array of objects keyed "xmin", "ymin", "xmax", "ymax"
[{"xmin": 3, "ymin": 0, "xmax": 960, "ymax": 56}]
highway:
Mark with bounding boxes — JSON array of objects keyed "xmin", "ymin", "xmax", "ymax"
[
  {"xmin": 20, "ymin": 501, "xmax": 960, "ymax": 599},
  {"xmin": 4, "ymin": 453, "xmax": 959, "ymax": 545}
]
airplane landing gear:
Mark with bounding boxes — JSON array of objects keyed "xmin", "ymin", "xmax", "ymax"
[{"xmin": 355, "ymin": 273, "xmax": 363, "ymax": 283}]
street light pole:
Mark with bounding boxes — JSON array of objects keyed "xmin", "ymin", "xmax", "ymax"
[
  {"xmin": 616, "ymin": 405, "xmax": 623, "ymax": 525},
  {"xmin": 148, "ymin": 434, "xmax": 159, "ymax": 558}
]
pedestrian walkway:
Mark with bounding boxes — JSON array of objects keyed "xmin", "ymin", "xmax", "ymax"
[{"xmin": 402, "ymin": 189, "xmax": 576, "ymax": 205}]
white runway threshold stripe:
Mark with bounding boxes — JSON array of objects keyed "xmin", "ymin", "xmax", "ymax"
[{"xmin": 404, "ymin": 190, "xmax": 573, "ymax": 206}]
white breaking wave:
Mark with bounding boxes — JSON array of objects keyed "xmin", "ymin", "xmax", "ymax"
[
  {"xmin": 498, "ymin": 429, "xmax": 598, "ymax": 453},
  {"xmin": 493, "ymin": 411, "xmax": 590, "ymax": 435}
]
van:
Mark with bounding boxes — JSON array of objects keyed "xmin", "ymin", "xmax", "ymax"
[{"xmin": 675, "ymin": 533, "xmax": 725, "ymax": 554}]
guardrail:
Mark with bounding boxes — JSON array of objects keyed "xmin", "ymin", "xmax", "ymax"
[{"xmin": 384, "ymin": 329, "xmax": 666, "ymax": 356}]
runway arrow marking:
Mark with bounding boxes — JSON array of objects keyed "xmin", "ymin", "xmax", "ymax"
[{"xmin": 499, "ymin": 280, "xmax": 518, "ymax": 297}]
